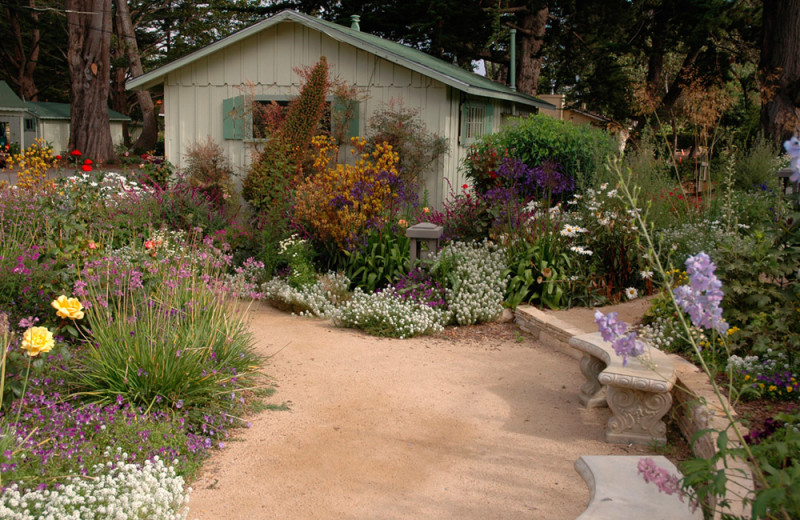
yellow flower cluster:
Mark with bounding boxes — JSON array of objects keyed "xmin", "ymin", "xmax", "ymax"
[
  {"xmin": 3, "ymin": 139, "xmax": 57, "ymax": 191},
  {"xmin": 309, "ymin": 135, "xmax": 339, "ymax": 174},
  {"xmin": 294, "ymin": 139, "xmax": 400, "ymax": 250}
]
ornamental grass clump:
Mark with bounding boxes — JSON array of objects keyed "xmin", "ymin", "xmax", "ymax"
[
  {"xmin": 430, "ymin": 240, "xmax": 508, "ymax": 326},
  {"xmin": 0, "ymin": 450, "xmax": 189, "ymax": 520},
  {"xmin": 75, "ymin": 235, "xmax": 259, "ymax": 412}
]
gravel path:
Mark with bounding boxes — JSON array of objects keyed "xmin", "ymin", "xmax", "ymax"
[{"xmin": 188, "ymin": 304, "xmax": 647, "ymax": 520}]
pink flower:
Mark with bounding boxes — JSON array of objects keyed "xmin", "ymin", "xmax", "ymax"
[{"xmin": 144, "ymin": 240, "xmax": 155, "ymax": 249}]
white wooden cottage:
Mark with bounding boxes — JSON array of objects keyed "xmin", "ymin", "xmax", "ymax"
[{"xmin": 127, "ymin": 9, "xmax": 552, "ymax": 206}]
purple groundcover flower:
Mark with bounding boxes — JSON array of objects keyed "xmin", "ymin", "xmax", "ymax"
[
  {"xmin": 673, "ymin": 252, "xmax": 729, "ymax": 334},
  {"xmin": 594, "ymin": 310, "xmax": 645, "ymax": 365},
  {"xmin": 637, "ymin": 457, "xmax": 696, "ymax": 511}
]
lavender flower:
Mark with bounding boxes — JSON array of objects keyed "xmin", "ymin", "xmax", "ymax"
[
  {"xmin": 784, "ymin": 136, "xmax": 800, "ymax": 183},
  {"xmin": 673, "ymin": 252, "xmax": 729, "ymax": 334},
  {"xmin": 594, "ymin": 310, "xmax": 645, "ymax": 365}
]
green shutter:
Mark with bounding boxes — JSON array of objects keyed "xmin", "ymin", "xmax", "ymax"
[
  {"xmin": 332, "ymin": 97, "xmax": 360, "ymax": 139},
  {"xmin": 222, "ymin": 96, "xmax": 244, "ymax": 140}
]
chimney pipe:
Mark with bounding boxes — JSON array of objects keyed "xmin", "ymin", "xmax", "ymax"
[
  {"xmin": 509, "ymin": 29, "xmax": 517, "ymax": 91},
  {"xmin": 350, "ymin": 15, "xmax": 360, "ymax": 31}
]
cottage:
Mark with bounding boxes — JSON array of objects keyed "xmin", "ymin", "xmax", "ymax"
[
  {"xmin": 127, "ymin": 9, "xmax": 552, "ymax": 206},
  {"xmin": 0, "ymin": 80, "xmax": 130, "ymax": 154},
  {"xmin": 0, "ymin": 81, "xmax": 31, "ymax": 150},
  {"xmin": 24, "ymin": 102, "xmax": 131, "ymax": 154}
]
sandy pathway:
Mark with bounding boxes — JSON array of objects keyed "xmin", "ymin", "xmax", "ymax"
[{"xmin": 188, "ymin": 304, "xmax": 647, "ymax": 520}]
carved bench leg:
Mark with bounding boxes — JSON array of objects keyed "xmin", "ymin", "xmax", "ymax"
[
  {"xmin": 605, "ymin": 386, "xmax": 671, "ymax": 445},
  {"xmin": 579, "ymin": 354, "xmax": 608, "ymax": 408}
]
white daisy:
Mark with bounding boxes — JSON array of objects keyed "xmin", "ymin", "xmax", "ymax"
[
  {"xmin": 625, "ymin": 287, "xmax": 638, "ymax": 300},
  {"xmin": 640, "ymin": 270, "xmax": 654, "ymax": 280}
]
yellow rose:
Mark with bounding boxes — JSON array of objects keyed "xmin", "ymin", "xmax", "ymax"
[
  {"xmin": 21, "ymin": 327, "xmax": 54, "ymax": 357},
  {"xmin": 51, "ymin": 295, "xmax": 84, "ymax": 320}
]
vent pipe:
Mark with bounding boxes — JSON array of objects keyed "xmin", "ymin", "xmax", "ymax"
[
  {"xmin": 509, "ymin": 29, "xmax": 517, "ymax": 91},
  {"xmin": 350, "ymin": 15, "xmax": 360, "ymax": 31}
]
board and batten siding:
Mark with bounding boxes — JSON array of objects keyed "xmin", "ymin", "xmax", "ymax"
[{"xmin": 162, "ymin": 21, "xmax": 469, "ymax": 206}]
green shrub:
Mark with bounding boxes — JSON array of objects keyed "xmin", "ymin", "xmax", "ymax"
[
  {"xmin": 473, "ymin": 113, "xmax": 617, "ymax": 187},
  {"xmin": 734, "ymin": 136, "xmax": 781, "ymax": 191}
]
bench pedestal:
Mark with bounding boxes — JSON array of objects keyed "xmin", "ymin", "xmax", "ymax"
[
  {"xmin": 579, "ymin": 354, "xmax": 608, "ymax": 408},
  {"xmin": 605, "ymin": 385, "xmax": 672, "ymax": 445},
  {"xmin": 571, "ymin": 332, "xmax": 676, "ymax": 446}
]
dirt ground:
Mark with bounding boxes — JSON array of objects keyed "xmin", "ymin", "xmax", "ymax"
[{"xmin": 187, "ymin": 304, "xmax": 650, "ymax": 520}]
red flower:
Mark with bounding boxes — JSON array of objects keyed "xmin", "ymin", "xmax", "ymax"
[
  {"xmin": 677, "ymin": 194, "xmax": 684, "ymax": 200},
  {"xmin": 489, "ymin": 171, "xmax": 497, "ymax": 179},
  {"xmin": 71, "ymin": 150, "xmax": 81, "ymax": 156},
  {"xmin": 84, "ymin": 159, "xmax": 92, "ymax": 165},
  {"xmin": 55, "ymin": 155, "xmax": 62, "ymax": 160},
  {"xmin": 81, "ymin": 165, "xmax": 92, "ymax": 172},
  {"xmin": 141, "ymin": 153, "xmax": 149, "ymax": 160},
  {"xmin": 669, "ymin": 192, "xmax": 674, "ymax": 196},
  {"xmin": 462, "ymin": 184, "xmax": 469, "ymax": 190},
  {"xmin": 144, "ymin": 240, "xmax": 155, "ymax": 249}
]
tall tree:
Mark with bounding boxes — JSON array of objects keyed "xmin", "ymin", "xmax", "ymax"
[
  {"xmin": 760, "ymin": 0, "xmax": 800, "ymax": 142},
  {"xmin": 115, "ymin": 0, "xmax": 158, "ymax": 151},
  {"xmin": 66, "ymin": 0, "xmax": 116, "ymax": 161},
  {"xmin": 0, "ymin": 0, "xmax": 41, "ymax": 100}
]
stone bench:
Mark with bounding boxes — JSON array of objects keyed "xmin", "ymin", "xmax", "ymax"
[
  {"xmin": 575, "ymin": 455, "xmax": 701, "ymax": 520},
  {"xmin": 569, "ymin": 332, "xmax": 676, "ymax": 445}
]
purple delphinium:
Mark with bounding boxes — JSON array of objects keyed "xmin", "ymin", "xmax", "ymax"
[
  {"xmin": 594, "ymin": 310, "xmax": 645, "ymax": 366},
  {"xmin": 673, "ymin": 252, "xmax": 729, "ymax": 334}
]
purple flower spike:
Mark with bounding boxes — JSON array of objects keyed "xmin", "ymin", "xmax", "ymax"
[
  {"xmin": 594, "ymin": 310, "xmax": 645, "ymax": 366},
  {"xmin": 673, "ymin": 252, "xmax": 728, "ymax": 334}
]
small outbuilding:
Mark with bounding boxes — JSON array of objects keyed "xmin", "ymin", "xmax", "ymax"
[
  {"xmin": 0, "ymin": 80, "xmax": 130, "ymax": 154},
  {"xmin": 127, "ymin": 9, "xmax": 553, "ymax": 206}
]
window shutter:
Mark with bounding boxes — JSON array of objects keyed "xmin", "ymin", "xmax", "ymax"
[
  {"xmin": 222, "ymin": 96, "xmax": 244, "ymax": 140},
  {"xmin": 485, "ymin": 102, "xmax": 494, "ymax": 134},
  {"xmin": 332, "ymin": 98, "xmax": 360, "ymax": 139}
]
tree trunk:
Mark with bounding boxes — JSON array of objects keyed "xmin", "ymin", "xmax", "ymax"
[
  {"xmin": 116, "ymin": 0, "xmax": 159, "ymax": 152},
  {"xmin": 516, "ymin": 3, "xmax": 548, "ymax": 96},
  {"xmin": 67, "ymin": 0, "xmax": 116, "ymax": 162},
  {"xmin": 1, "ymin": 1, "xmax": 41, "ymax": 100},
  {"xmin": 760, "ymin": 0, "xmax": 800, "ymax": 143}
]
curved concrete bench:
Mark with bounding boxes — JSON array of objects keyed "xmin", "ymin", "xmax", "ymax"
[
  {"xmin": 575, "ymin": 455, "xmax": 702, "ymax": 520},
  {"xmin": 570, "ymin": 332, "xmax": 676, "ymax": 445}
]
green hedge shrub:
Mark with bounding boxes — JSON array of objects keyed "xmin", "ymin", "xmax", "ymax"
[{"xmin": 472, "ymin": 114, "xmax": 618, "ymax": 187}]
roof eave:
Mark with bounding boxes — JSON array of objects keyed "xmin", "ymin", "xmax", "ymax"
[
  {"xmin": 128, "ymin": 11, "xmax": 299, "ymax": 91},
  {"xmin": 126, "ymin": 10, "xmax": 554, "ymax": 111}
]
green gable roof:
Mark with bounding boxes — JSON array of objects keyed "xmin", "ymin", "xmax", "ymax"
[
  {"xmin": 25, "ymin": 101, "xmax": 131, "ymax": 122},
  {"xmin": 127, "ymin": 10, "xmax": 553, "ymax": 110},
  {"xmin": 0, "ymin": 81, "xmax": 28, "ymax": 111}
]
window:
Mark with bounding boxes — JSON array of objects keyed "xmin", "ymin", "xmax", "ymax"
[
  {"xmin": 460, "ymin": 100, "xmax": 493, "ymax": 145},
  {"xmin": 222, "ymin": 95, "xmax": 359, "ymax": 142},
  {"xmin": 24, "ymin": 118, "xmax": 36, "ymax": 131}
]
